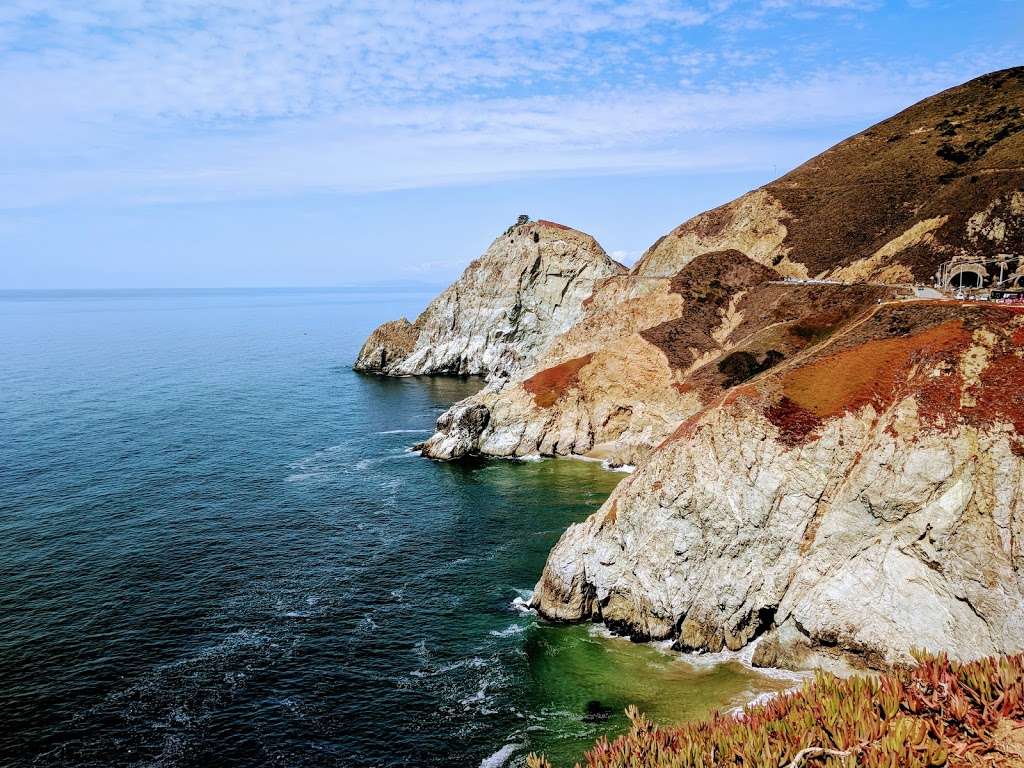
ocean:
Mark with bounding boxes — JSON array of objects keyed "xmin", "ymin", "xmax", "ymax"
[{"xmin": 0, "ymin": 288, "xmax": 793, "ymax": 767}]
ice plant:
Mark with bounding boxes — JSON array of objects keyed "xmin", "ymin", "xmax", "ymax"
[{"xmin": 527, "ymin": 651, "xmax": 1024, "ymax": 768}]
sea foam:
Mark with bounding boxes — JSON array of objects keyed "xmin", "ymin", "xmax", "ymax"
[
  {"xmin": 479, "ymin": 742, "xmax": 523, "ymax": 768},
  {"xmin": 489, "ymin": 623, "xmax": 526, "ymax": 638},
  {"xmin": 510, "ymin": 589, "xmax": 535, "ymax": 614}
]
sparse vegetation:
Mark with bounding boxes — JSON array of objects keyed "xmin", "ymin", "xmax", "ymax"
[
  {"xmin": 526, "ymin": 651, "xmax": 1024, "ymax": 768},
  {"xmin": 937, "ymin": 142, "xmax": 971, "ymax": 164},
  {"xmin": 763, "ymin": 303, "xmax": 1024, "ymax": 446},
  {"xmin": 717, "ymin": 349, "xmax": 784, "ymax": 387},
  {"xmin": 766, "ymin": 66, "xmax": 1024, "ymax": 281}
]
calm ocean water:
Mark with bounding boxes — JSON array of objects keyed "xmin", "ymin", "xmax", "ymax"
[{"xmin": 0, "ymin": 288, "xmax": 789, "ymax": 768}]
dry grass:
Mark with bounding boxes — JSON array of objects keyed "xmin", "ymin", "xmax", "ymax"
[
  {"xmin": 757, "ymin": 302, "xmax": 1024, "ymax": 446},
  {"xmin": 767, "ymin": 66, "xmax": 1024, "ymax": 280},
  {"xmin": 779, "ymin": 320, "xmax": 968, "ymax": 419}
]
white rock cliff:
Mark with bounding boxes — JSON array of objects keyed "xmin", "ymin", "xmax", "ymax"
[
  {"xmin": 530, "ymin": 302, "xmax": 1024, "ymax": 672},
  {"xmin": 357, "ymin": 68, "xmax": 1024, "ymax": 673},
  {"xmin": 354, "ymin": 218, "xmax": 624, "ymax": 380}
]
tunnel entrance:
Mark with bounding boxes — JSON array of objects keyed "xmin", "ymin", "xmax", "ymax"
[{"xmin": 947, "ymin": 269, "xmax": 983, "ymax": 289}]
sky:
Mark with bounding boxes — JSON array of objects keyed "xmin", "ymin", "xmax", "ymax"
[{"xmin": 1, "ymin": 1, "xmax": 1022, "ymax": 289}]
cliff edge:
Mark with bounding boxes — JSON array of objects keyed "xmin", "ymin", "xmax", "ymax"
[
  {"xmin": 354, "ymin": 218, "xmax": 625, "ymax": 380},
  {"xmin": 531, "ymin": 300, "xmax": 1024, "ymax": 673}
]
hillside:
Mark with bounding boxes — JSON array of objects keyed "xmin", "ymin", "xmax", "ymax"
[
  {"xmin": 634, "ymin": 66, "xmax": 1024, "ymax": 284},
  {"xmin": 417, "ymin": 250, "xmax": 898, "ymax": 464},
  {"xmin": 420, "ymin": 67, "xmax": 1024, "ymax": 466}
]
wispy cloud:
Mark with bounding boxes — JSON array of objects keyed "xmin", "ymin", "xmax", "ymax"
[
  {"xmin": 0, "ymin": 1, "xmax": 1019, "ymax": 208},
  {"xmin": 1, "ymin": 1, "xmax": 716, "ymax": 121}
]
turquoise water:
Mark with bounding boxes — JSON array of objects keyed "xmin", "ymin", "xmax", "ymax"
[{"xmin": 0, "ymin": 289, "xmax": 788, "ymax": 767}]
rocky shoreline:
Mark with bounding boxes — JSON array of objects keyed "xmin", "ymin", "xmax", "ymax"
[{"xmin": 356, "ymin": 68, "xmax": 1024, "ymax": 674}]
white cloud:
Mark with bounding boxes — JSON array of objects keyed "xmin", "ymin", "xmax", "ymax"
[
  {"xmin": 0, "ymin": 0, "xmax": 717, "ymax": 122},
  {"xmin": 2, "ymin": 59, "xmax": 1017, "ymax": 208},
  {"xmin": 0, "ymin": 1, "xmax": 1018, "ymax": 208}
]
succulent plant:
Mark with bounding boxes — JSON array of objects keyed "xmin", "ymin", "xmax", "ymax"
[{"xmin": 530, "ymin": 651, "xmax": 1024, "ymax": 768}]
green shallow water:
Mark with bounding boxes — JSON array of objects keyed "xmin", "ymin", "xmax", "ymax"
[
  {"xmin": 0, "ymin": 288, "xmax": 795, "ymax": 768},
  {"xmin": 521, "ymin": 623, "xmax": 795, "ymax": 765}
]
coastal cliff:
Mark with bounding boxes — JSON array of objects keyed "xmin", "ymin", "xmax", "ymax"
[
  {"xmin": 354, "ymin": 217, "xmax": 624, "ymax": 380},
  {"xmin": 531, "ymin": 301, "xmax": 1024, "ymax": 673},
  {"xmin": 420, "ymin": 67, "xmax": 1024, "ymax": 464},
  {"xmin": 416, "ymin": 252, "xmax": 897, "ymax": 463},
  {"xmin": 359, "ymin": 67, "xmax": 1024, "ymax": 672}
]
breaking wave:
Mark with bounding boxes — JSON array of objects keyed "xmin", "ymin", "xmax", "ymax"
[
  {"xmin": 479, "ymin": 742, "xmax": 523, "ymax": 768},
  {"xmin": 489, "ymin": 623, "xmax": 526, "ymax": 638},
  {"xmin": 510, "ymin": 589, "xmax": 535, "ymax": 614}
]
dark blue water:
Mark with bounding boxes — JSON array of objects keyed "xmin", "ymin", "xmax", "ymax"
[{"xmin": 0, "ymin": 288, "xmax": 784, "ymax": 768}]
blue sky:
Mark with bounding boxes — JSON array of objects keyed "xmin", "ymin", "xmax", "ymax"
[{"xmin": 1, "ymin": 0, "xmax": 1022, "ymax": 289}]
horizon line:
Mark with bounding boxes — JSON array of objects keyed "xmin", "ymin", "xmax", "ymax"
[{"xmin": 0, "ymin": 282, "xmax": 447, "ymax": 293}]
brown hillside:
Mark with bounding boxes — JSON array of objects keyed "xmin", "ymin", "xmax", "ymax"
[
  {"xmin": 769, "ymin": 66, "xmax": 1024, "ymax": 280},
  {"xmin": 639, "ymin": 250, "xmax": 778, "ymax": 371},
  {"xmin": 640, "ymin": 251, "xmax": 893, "ymax": 393},
  {"xmin": 522, "ymin": 353, "xmax": 594, "ymax": 408},
  {"xmin": 633, "ymin": 67, "xmax": 1024, "ymax": 283},
  {"xmin": 733, "ymin": 301, "xmax": 1024, "ymax": 447}
]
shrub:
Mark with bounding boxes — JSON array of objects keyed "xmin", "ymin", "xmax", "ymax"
[{"xmin": 527, "ymin": 651, "xmax": 1024, "ymax": 768}]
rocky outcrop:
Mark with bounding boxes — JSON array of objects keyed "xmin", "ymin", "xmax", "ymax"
[
  {"xmin": 408, "ymin": 69, "xmax": 1024, "ymax": 672},
  {"xmin": 354, "ymin": 218, "xmax": 625, "ymax": 380},
  {"xmin": 355, "ymin": 318, "xmax": 419, "ymax": 372},
  {"xmin": 531, "ymin": 302, "xmax": 1024, "ymax": 672}
]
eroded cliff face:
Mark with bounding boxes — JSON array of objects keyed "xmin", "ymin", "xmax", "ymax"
[
  {"xmin": 393, "ymin": 69, "xmax": 1024, "ymax": 672},
  {"xmin": 354, "ymin": 219, "xmax": 624, "ymax": 380},
  {"xmin": 531, "ymin": 302, "xmax": 1024, "ymax": 672},
  {"xmin": 418, "ymin": 251, "xmax": 894, "ymax": 464}
]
